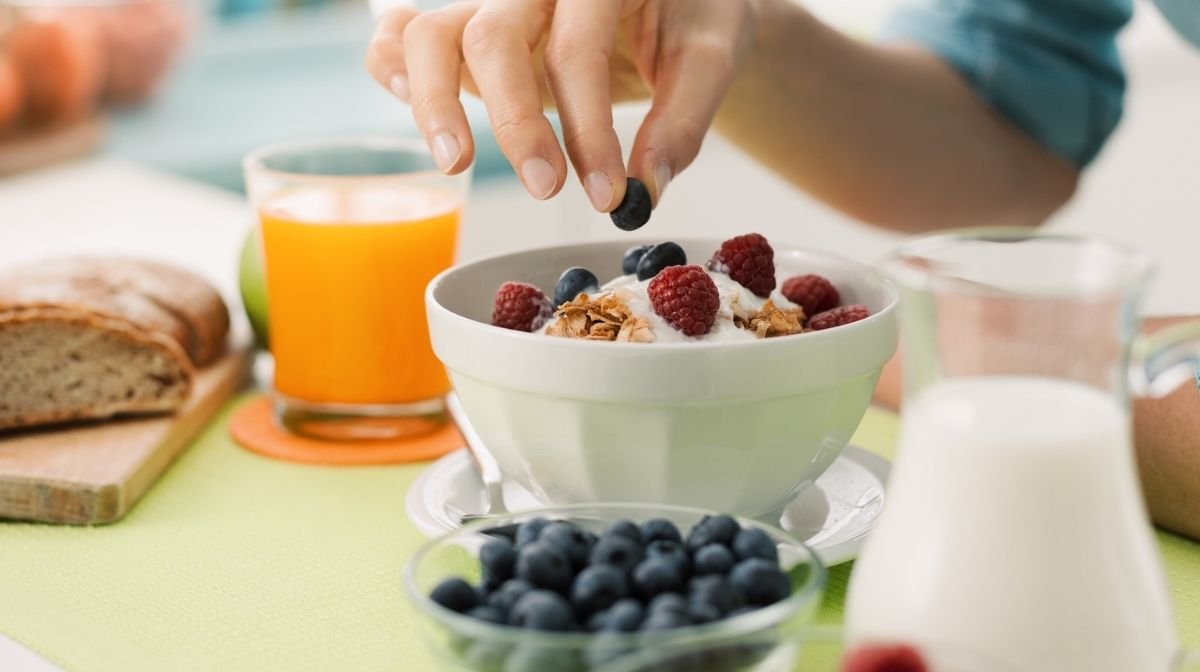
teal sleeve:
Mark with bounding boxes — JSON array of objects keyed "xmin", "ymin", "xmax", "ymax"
[{"xmin": 882, "ymin": 0, "xmax": 1133, "ymax": 167}]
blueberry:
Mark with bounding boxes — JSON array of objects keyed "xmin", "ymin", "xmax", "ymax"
[
  {"xmin": 635, "ymin": 242, "xmax": 687, "ymax": 281},
  {"xmin": 640, "ymin": 608, "xmax": 691, "ymax": 631},
  {"xmin": 552, "ymin": 267, "xmax": 600, "ymax": 308},
  {"xmin": 589, "ymin": 534, "xmax": 644, "ymax": 575},
  {"xmin": 646, "ymin": 539, "xmax": 690, "ymax": 576},
  {"xmin": 516, "ymin": 517, "xmax": 551, "ymax": 548},
  {"xmin": 648, "ymin": 592, "xmax": 688, "ymax": 615},
  {"xmin": 689, "ymin": 575, "xmax": 744, "ymax": 615},
  {"xmin": 610, "ymin": 177, "xmax": 652, "ymax": 231},
  {"xmin": 685, "ymin": 515, "xmax": 741, "ymax": 552},
  {"xmin": 632, "ymin": 557, "xmax": 685, "ymax": 600},
  {"xmin": 688, "ymin": 602, "xmax": 723, "ymax": 624},
  {"xmin": 570, "ymin": 564, "xmax": 628, "ymax": 615},
  {"xmin": 503, "ymin": 645, "xmax": 578, "ymax": 672},
  {"xmin": 481, "ymin": 538, "xmax": 518, "ymax": 588},
  {"xmin": 732, "ymin": 528, "xmax": 779, "ymax": 563},
  {"xmin": 693, "ymin": 543, "xmax": 736, "ymax": 576},
  {"xmin": 516, "ymin": 542, "xmax": 573, "ymax": 593},
  {"xmin": 604, "ymin": 519, "xmax": 643, "ymax": 544},
  {"xmin": 621, "ymin": 246, "xmax": 652, "ymax": 276},
  {"xmin": 586, "ymin": 609, "xmax": 610, "ymax": 632},
  {"xmin": 466, "ymin": 605, "xmax": 507, "ymax": 625},
  {"xmin": 508, "ymin": 590, "xmax": 576, "ymax": 631},
  {"xmin": 640, "ymin": 518, "xmax": 683, "ymax": 545},
  {"xmin": 430, "ymin": 578, "xmax": 478, "ymax": 613},
  {"xmin": 603, "ymin": 599, "xmax": 644, "ymax": 632},
  {"xmin": 729, "ymin": 558, "xmax": 791, "ymax": 606},
  {"xmin": 488, "ymin": 579, "xmax": 534, "ymax": 615},
  {"xmin": 539, "ymin": 522, "xmax": 594, "ymax": 569}
]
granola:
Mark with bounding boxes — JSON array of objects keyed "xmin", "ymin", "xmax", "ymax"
[
  {"xmin": 734, "ymin": 299, "xmax": 806, "ymax": 338},
  {"xmin": 545, "ymin": 293, "xmax": 657, "ymax": 343}
]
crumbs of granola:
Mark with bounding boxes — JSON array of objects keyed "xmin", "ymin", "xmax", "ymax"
[
  {"xmin": 734, "ymin": 299, "xmax": 806, "ymax": 338},
  {"xmin": 545, "ymin": 293, "xmax": 656, "ymax": 343}
]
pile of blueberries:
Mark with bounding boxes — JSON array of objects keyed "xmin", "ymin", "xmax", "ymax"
[{"xmin": 429, "ymin": 514, "xmax": 792, "ymax": 636}]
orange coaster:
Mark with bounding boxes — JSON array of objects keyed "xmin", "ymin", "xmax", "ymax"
[{"xmin": 230, "ymin": 396, "xmax": 464, "ymax": 466}]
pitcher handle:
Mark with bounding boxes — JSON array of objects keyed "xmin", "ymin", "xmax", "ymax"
[{"xmin": 1130, "ymin": 320, "xmax": 1200, "ymax": 398}]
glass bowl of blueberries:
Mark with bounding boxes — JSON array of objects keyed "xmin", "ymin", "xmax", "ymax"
[{"xmin": 404, "ymin": 503, "xmax": 826, "ymax": 671}]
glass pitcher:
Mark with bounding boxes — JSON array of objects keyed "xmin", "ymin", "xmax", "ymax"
[{"xmin": 846, "ymin": 229, "xmax": 1199, "ymax": 671}]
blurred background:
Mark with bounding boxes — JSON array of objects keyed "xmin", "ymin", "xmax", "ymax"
[{"xmin": 0, "ymin": 0, "xmax": 1197, "ymax": 312}]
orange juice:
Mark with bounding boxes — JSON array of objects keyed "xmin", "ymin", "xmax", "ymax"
[{"xmin": 260, "ymin": 187, "xmax": 459, "ymax": 405}]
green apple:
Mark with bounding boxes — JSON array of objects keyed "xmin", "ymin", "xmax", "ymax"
[{"xmin": 239, "ymin": 228, "xmax": 270, "ymax": 348}]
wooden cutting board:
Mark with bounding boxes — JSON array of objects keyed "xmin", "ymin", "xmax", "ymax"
[{"xmin": 0, "ymin": 338, "xmax": 253, "ymax": 525}]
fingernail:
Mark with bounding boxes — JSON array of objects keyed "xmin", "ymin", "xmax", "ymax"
[
  {"xmin": 654, "ymin": 162, "xmax": 672, "ymax": 200},
  {"xmin": 389, "ymin": 74, "xmax": 410, "ymax": 102},
  {"xmin": 583, "ymin": 171, "xmax": 614, "ymax": 211},
  {"xmin": 431, "ymin": 132, "xmax": 461, "ymax": 173},
  {"xmin": 520, "ymin": 158, "xmax": 557, "ymax": 199}
]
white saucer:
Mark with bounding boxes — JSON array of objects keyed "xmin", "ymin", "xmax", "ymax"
[{"xmin": 406, "ymin": 445, "xmax": 889, "ymax": 567}]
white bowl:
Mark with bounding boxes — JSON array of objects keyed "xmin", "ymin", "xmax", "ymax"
[{"xmin": 426, "ymin": 239, "xmax": 898, "ymax": 517}]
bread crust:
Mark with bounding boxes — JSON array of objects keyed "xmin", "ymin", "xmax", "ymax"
[
  {"xmin": 0, "ymin": 257, "xmax": 229, "ymax": 366},
  {"xmin": 0, "ymin": 306, "xmax": 193, "ymax": 430}
]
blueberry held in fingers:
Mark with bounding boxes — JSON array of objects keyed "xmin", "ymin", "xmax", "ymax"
[{"xmin": 610, "ymin": 177, "xmax": 652, "ymax": 231}]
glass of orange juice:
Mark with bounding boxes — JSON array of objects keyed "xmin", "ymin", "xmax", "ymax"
[{"xmin": 243, "ymin": 137, "xmax": 470, "ymax": 442}]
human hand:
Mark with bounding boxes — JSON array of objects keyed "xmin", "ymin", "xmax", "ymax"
[{"xmin": 365, "ymin": 0, "xmax": 756, "ymax": 211}]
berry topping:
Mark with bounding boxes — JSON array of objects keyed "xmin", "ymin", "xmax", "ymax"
[
  {"xmin": 809, "ymin": 304, "xmax": 870, "ymax": 331},
  {"xmin": 635, "ymin": 241, "xmax": 687, "ymax": 281},
  {"xmin": 491, "ymin": 282, "xmax": 552, "ymax": 332},
  {"xmin": 707, "ymin": 233, "xmax": 776, "ymax": 297},
  {"xmin": 648, "ymin": 265, "xmax": 720, "ymax": 337},
  {"xmin": 553, "ymin": 267, "xmax": 600, "ymax": 308},
  {"xmin": 610, "ymin": 177, "xmax": 652, "ymax": 231},
  {"xmin": 622, "ymin": 245, "xmax": 652, "ymax": 275},
  {"xmin": 782, "ymin": 274, "xmax": 841, "ymax": 316},
  {"xmin": 842, "ymin": 644, "xmax": 928, "ymax": 672}
]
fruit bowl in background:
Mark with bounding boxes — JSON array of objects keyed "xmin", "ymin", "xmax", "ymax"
[
  {"xmin": 425, "ymin": 239, "xmax": 898, "ymax": 519},
  {"xmin": 405, "ymin": 503, "xmax": 826, "ymax": 671},
  {"xmin": 0, "ymin": 0, "xmax": 190, "ymax": 160}
]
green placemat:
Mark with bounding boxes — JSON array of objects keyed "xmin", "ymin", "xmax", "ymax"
[{"xmin": 1, "ymin": 396, "xmax": 1198, "ymax": 671}]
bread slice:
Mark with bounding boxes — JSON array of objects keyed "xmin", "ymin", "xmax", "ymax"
[
  {"xmin": 0, "ymin": 307, "xmax": 192, "ymax": 430},
  {"xmin": 0, "ymin": 258, "xmax": 229, "ymax": 366}
]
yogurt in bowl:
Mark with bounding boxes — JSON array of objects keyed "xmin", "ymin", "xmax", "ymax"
[{"xmin": 425, "ymin": 236, "xmax": 898, "ymax": 518}]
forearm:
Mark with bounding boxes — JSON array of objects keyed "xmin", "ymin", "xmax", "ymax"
[
  {"xmin": 1134, "ymin": 317, "xmax": 1200, "ymax": 541},
  {"xmin": 715, "ymin": 0, "xmax": 1078, "ymax": 232}
]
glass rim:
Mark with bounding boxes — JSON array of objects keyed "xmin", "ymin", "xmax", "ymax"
[
  {"xmin": 241, "ymin": 135, "xmax": 467, "ymax": 185},
  {"xmin": 402, "ymin": 501, "xmax": 827, "ymax": 651},
  {"xmin": 880, "ymin": 226, "xmax": 1152, "ymax": 298}
]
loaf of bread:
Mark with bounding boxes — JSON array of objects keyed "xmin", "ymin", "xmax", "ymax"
[{"xmin": 0, "ymin": 258, "xmax": 230, "ymax": 431}]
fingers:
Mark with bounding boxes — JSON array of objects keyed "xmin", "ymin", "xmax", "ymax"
[
  {"xmin": 404, "ymin": 1, "xmax": 479, "ymax": 174},
  {"xmin": 463, "ymin": 0, "xmax": 566, "ymax": 200},
  {"xmin": 628, "ymin": 4, "xmax": 752, "ymax": 205},
  {"xmin": 544, "ymin": 2, "xmax": 625, "ymax": 212},
  {"xmin": 365, "ymin": 7, "xmax": 419, "ymax": 102}
]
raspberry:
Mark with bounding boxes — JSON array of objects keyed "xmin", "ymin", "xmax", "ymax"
[
  {"xmin": 492, "ymin": 282, "xmax": 552, "ymax": 332},
  {"xmin": 781, "ymin": 274, "xmax": 840, "ymax": 316},
  {"xmin": 841, "ymin": 644, "xmax": 927, "ymax": 672},
  {"xmin": 707, "ymin": 233, "xmax": 776, "ymax": 298},
  {"xmin": 648, "ymin": 265, "xmax": 719, "ymax": 337},
  {"xmin": 809, "ymin": 304, "xmax": 869, "ymax": 331}
]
